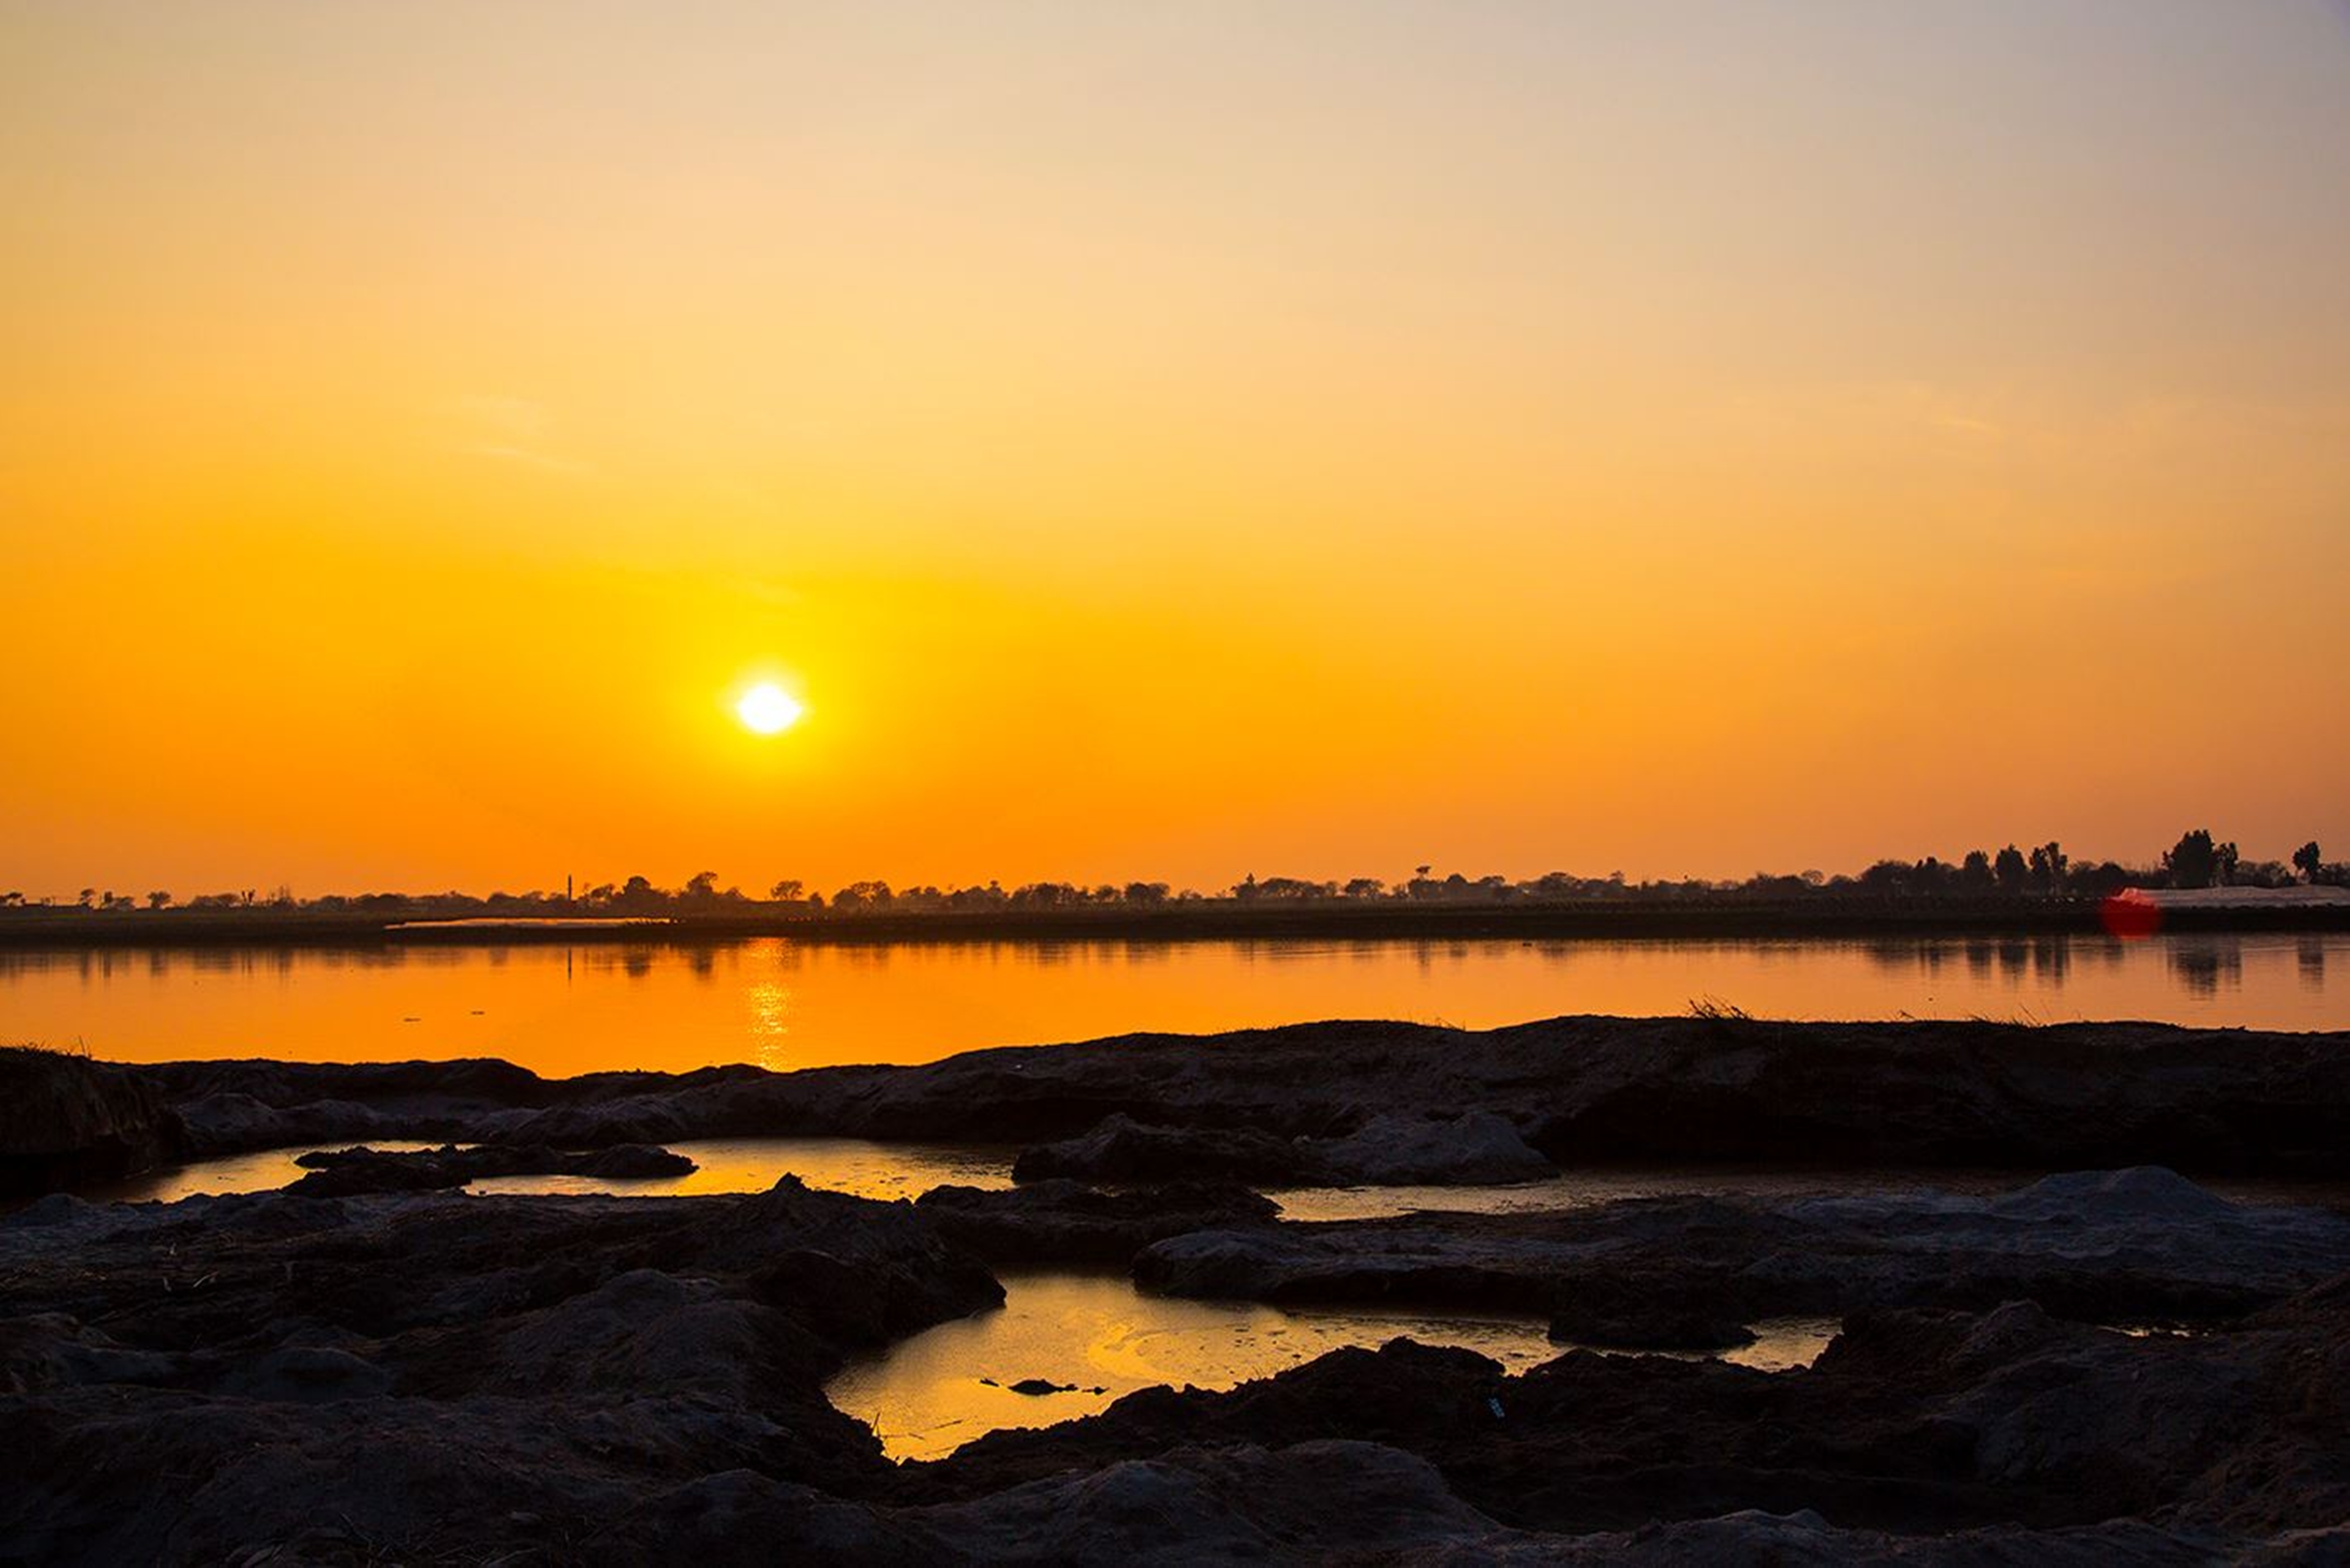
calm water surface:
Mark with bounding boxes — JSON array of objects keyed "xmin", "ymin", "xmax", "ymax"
[
  {"xmin": 824, "ymin": 1271, "xmax": 1839, "ymax": 1462},
  {"xmin": 4, "ymin": 933, "xmax": 2343, "ymax": 1075}
]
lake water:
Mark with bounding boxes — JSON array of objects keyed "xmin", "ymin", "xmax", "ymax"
[{"xmin": 4, "ymin": 931, "xmax": 2343, "ymax": 1075}]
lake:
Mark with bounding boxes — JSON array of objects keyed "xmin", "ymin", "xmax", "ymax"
[{"xmin": 3, "ymin": 931, "xmax": 2342, "ymax": 1075}]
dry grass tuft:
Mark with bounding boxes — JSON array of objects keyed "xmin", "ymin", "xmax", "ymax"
[{"xmin": 2, "ymin": 1038, "xmax": 92, "ymax": 1059}]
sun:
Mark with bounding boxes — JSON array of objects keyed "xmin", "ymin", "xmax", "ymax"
[{"xmin": 735, "ymin": 682, "xmax": 804, "ymax": 735}]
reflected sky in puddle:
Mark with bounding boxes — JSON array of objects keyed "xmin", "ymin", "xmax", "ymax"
[
  {"xmin": 87, "ymin": 1137, "xmax": 1015, "ymax": 1206},
  {"xmin": 466, "ymin": 1137, "xmax": 1018, "ymax": 1200},
  {"xmin": 100, "ymin": 1138, "xmax": 2330, "ymax": 1214},
  {"xmin": 826, "ymin": 1269, "xmax": 1838, "ymax": 1462},
  {"xmin": 88, "ymin": 1141, "xmax": 450, "ymax": 1204}
]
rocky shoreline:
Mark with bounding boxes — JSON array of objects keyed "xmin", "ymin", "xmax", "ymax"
[
  {"xmin": 4, "ymin": 1018, "xmax": 2349, "ymax": 1561},
  {"xmin": 113, "ymin": 1013, "xmax": 2350, "ymax": 1181}
]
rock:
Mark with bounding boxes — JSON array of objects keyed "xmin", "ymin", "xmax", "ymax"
[
  {"xmin": 578, "ymin": 1143, "xmax": 699, "ymax": 1179},
  {"xmin": 1010, "ymin": 1115, "xmax": 1315, "ymax": 1185},
  {"xmin": 916, "ymin": 1180, "xmax": 1278, "ymax": 1265},
  {"xmin": 7, "ymin": 1168, "xmax": 2350, "ymax": 1560},
  {"xmin": 906, "ymin": 1439, "xmax": 1510, "ymax": 1562},
  {"xmin": 154, "ymin": 1056, "xmax": 559, "ymax": 1157},
  {"xmin": 591, "ymin": 1440, "xmax": 1515, "ymax": 1564},
  {"xmin": 1548, "ymin": 1293, "xmax": 1756, "ymax": 1352},
  {"xmin": 0, "ymin": 1048, "xmax": 185, "ymax": 1195},
  {"xmin": 130, "ymin": 1015, "xmax": 2350, "ymax": 1179},
  {"xmin": 285, "ymin": 1141, "xmax": 697, "ymax": 1196},
  {"xmin": 606, "ymin": 1440, "xmax": 2255, "ymax": 1562},
  {"xmin": 1313, "ymin": 1110, "xmax": 1555, "ymax": 1185},
  {"xmin": 0, "ymin": 1177, "xmax": 1009, "ymax": 1561},
  {"xmin": 2, "ymin": 1195, "xmax": 95, "ymax": 1230},
  {"xmin": 213, "ymin": 1345, "xmax": 394, "ymax": 1403},
  {"xmin": 911, "ymin": 1284, "xmax": 2350, "ymax": 1544},
  {"xmin": 1009, "ymin": 1110, "xmax": 1555, "ymax": 1190},
  {"xmin": 1135, "ymin": 1169, "xmax": 2350, "ymax": 1326}
]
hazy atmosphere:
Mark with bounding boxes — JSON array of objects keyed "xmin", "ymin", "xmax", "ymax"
[
  {"xmin": 9, "ymin": 10, "xmax": 2350, "ymax": 1562},
  {"xmin": 7, "ymin": 1, "xmax": 2348, "ymax": 898}
]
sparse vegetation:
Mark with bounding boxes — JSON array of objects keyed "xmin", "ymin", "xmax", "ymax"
[
  {"xmin": 4, "ymin": 829, "xmax": 2344, "ymax": 943},
  {"xmin": 2, "ymin": 1039, "xmax": 91, "ymax": 1059}
]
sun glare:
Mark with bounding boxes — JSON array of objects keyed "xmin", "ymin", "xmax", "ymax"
[{"xmin": 736, "ymin": 682, "xmax": 803, "ymax": 735}]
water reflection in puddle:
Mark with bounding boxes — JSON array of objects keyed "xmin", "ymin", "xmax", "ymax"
[
  {"xmin": 105, "ymin": 1138, "xmax": 2331, "ymax": 1217},
  {"xmin": 86, "ymin": 1137, "xmax": 1016, "ymax": 1206},
  {"xmin": 466, "ymin": 1137, "xmax": 1018, "ymax": 1200},
  {"xmin": 88, "ymin": 1142, "xmax": 452, "ymax": 1204},
  {"xmin": 825, "ymin": 1270, "xmax": 1838, "ymax": 1462}
]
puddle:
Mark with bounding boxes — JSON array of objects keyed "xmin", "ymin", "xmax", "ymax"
[
  {"xmin": 824, "ymin": 1269, "xmax": 1838, "ymax": 1461},
  {"xmin": 83, "ymin": 1137, "xmax": 1015, "ymax": 1206},
  {"xmin": 88, "ymin": 1142, "xmax": 452, "ymax": 1204},
  {"xmin": 464, "ymin": 1137, "xmax": 1017, "ymax": 1200}
]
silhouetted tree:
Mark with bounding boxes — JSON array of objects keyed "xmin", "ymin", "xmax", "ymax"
[
  {"xmin": 2294, "ymin": 842, "xmax": 2324, "ymax": 883},
  {"xmin": 2027, "ymin": 842, "xmax": 2067, "ymax": 894},
  {"xmin": 1993, "ymin": 845, "xmax": 2029, "ymax": 894},
  {"xmin": 1124, "ymin": 881, "xmax": 1170, "ymax": 906},
  {"xmin": 1911, "ymin": 857, "xmax": 1958, "ymax": 894},
  {"xmin": 832, "ymin": 881, "xmax": 894, "ymax": 912},
  {"xmin": 768, "ymin": 878, "xmax": 805, "ymax": 902},
  {"xmin": 1252, "ymin": 876, "xmax": 1337, "ymax": 900},
  {"xmin": 1959, "ymin": 851, "xmax": 1994, "ymax": 892},
  {"xmin": 2216, "ymin": 840, "xmax": 2240, "ymax": 887},
  {"xmin": 146, "ymin": 891, "xmax": 171, "ymax": 909},
  {"xmin": 1858, "ymin": 860, "xmax": 1909, "ymax": 895},
  {"xmin": 2164, "ymin": 829, "xmax": 2219, "ymax": 889},
  {"xmin": 76, "ymin": 888, "xmax": 95, "ymax": 909},
  {"xmin": 949, "ymin": 881, "xmax": 1008, "ymax": 909}
]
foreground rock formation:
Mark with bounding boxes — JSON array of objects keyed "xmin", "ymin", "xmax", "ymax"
[
  {"xmin": 1009, "ymin": 1110, "xmax": 1554, "ymax": 1187},
  {"xmin": 915, "ymin": 1179, "xmax": 1280, "ymax": 1265},
  {"xmin": 8, "ymin": 1018, "xmax": 2349, "ymax": 1560},
  {"xmin": 0, "ymin": 1179, "xmax": 999, "ymax": 1562},
  {"xmin": 908, "ymin": 1289, "xmax": 2350, "ymax": 1550},
  {"xmin": 0, "ymin": 1048, "xmax": 185, "ymax": 1197},
  {"xmin": 285, "ymin": 1140, "xmax": 697, "ymax": 1197},
  {"xmin": 4, "ymin": 1169, "xmax": 2350, "ymax": 1562},
  {"xmin": 1136, "ymin": 1167, "xmax": 2350, "ymax": 1337},
  {"xmin": 135, "ymin": 1014, "xmax": 2350, "ymax": 1180}
]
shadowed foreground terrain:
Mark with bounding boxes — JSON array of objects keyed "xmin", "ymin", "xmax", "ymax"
[
  {"xmin": 6, "ymin": 1018, "xmax": 2350, "ymax": 1561},
  {"xmin": 5, "ymin": 1171, "xmax": 2350, "ymax": 1562}
]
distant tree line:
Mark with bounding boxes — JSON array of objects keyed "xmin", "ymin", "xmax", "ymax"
[{"xmin": 6, "ymin": 829, "xmax": 2341, "ymax": 920}]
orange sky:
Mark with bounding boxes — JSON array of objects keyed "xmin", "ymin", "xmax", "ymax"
[{"xmin": 5, "ymin": 2, "xmax": 2347, "ymax": 899}]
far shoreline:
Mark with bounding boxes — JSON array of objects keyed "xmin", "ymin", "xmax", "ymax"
[{"xmin": 3, "ymin": 895, "xmax": 2347, "ymax": 950}]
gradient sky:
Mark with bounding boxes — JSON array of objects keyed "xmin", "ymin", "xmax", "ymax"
[{"xmin": 4, "ymin": 1, "xmax": 2347, "ymax": 899}]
